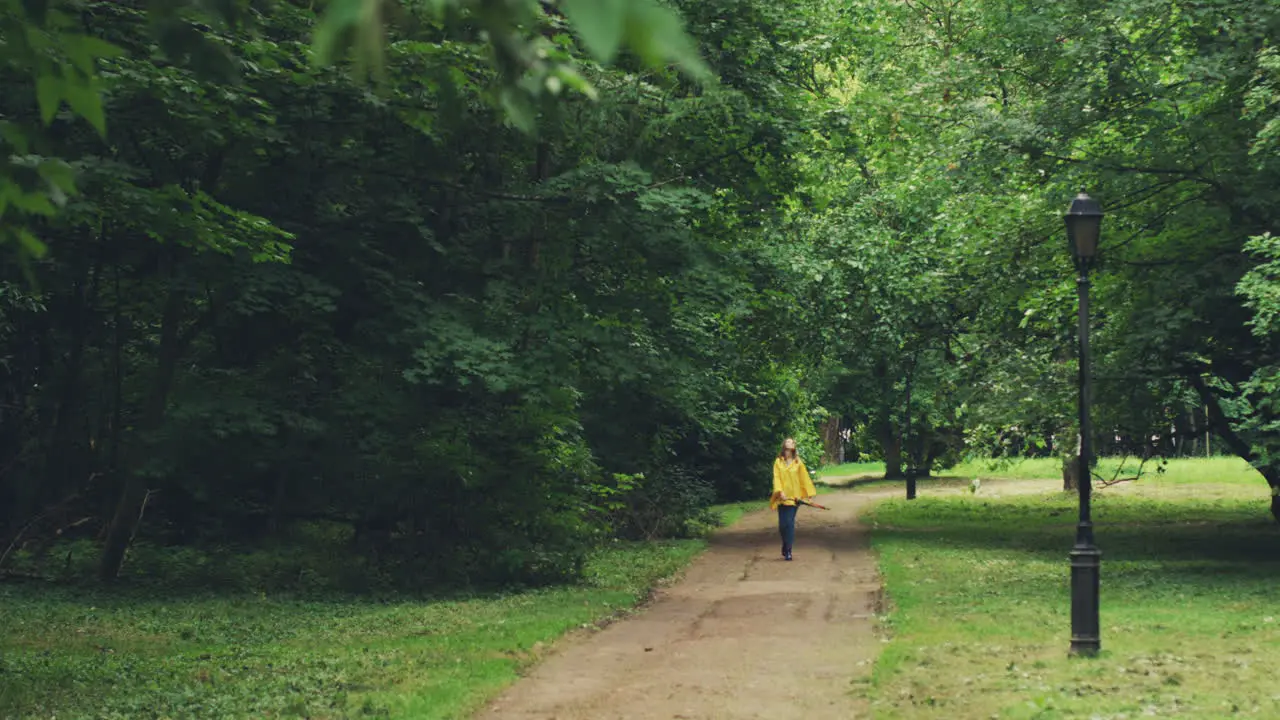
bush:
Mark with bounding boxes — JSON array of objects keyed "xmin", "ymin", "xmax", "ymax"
[{"xmin": 597, "ymin": 464, "xmax": 717, "ymax": 541}]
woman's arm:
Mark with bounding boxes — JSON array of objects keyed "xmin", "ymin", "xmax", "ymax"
[{"xmin": 772, "ymin": 459, "xmax": 788, "ymax": 501}]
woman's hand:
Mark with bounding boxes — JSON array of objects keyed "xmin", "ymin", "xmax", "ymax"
[{"xmin": 779, "ymin": 493, "xmax": 789, "ymax": 502}]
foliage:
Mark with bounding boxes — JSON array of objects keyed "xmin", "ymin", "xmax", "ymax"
[
  {"xmin": 0, "ymin": 0, "xmax": 835, "ymax": 586},
  {"xmin": 7, "ymin": 0, "xmax": 1280, "ymax": 608},
  {"xmin": 590, "ymin": 467, "xmax": 717, "ymax": 541},
  {"xmin": 0, "ymin": 0, "xmax": 714, "ymax": 257},
  {"xmin": 780, "ymin": 0, "xmax": 1280, "ymax": 515},
  {"xmin": 1235, "ymin": 233, "xmax": 1280, "ymax": 481}
]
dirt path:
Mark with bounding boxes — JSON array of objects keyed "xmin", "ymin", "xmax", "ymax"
[{"xmin": 476, "ymin": 489, "xmax": 893, "ymax": 720}]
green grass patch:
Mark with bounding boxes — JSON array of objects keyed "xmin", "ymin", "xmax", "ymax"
[
  {"xmin": 837, "ymin": 475, "xmax": 973, "ymax": 493},
  {"xmin": 945, "ymin": 455, "xmax": 1259, "ymax": 485},
  {"xmin": 863, "ymin": 479, "xmax": 1280, "ymax": 718},
  {"xmin": 0, "ymin": 540, "xmax": 708, "ymax": 720},
  {"xmin": 816, "ymin": 461, "xmax": 886, "ymax": 479},
  {"xmin": 711, "ymin": 500, "xmax": 766, "ymax": 527}
]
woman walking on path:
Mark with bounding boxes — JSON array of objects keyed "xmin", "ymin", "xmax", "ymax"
[{"xmin": 770, "ymin": 438, "xmax": 817, "ymax": 561}]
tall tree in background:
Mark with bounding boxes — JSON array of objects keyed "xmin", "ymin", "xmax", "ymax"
[
  {"xmin": 7, "ymin": 0, "xmax": 1280, "ymax": 591},
  {"xmin": 1, "ymin": 0, "xmax": 849, "ymax": 584},
  {"xmin": 814, "ymin": 0, "xmax": 1280, "ymax": 514}
]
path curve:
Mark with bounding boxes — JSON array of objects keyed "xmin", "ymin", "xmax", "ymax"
[{"xmin": 477, "ymin": 490, "xmax": 892, "ymax": 720}]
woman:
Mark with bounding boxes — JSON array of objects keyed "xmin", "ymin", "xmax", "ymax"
[{"xmin": 770, "ymin": 437, "xmax": 817, "ymax": 561}]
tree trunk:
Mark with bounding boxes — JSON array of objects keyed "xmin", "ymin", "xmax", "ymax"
[
  {"xmin": 42, "ymin": 245, "xmax": 103, "ymax": 509},
  {"xmin": 914, "ymin": 415, "xmax": 934, "ymax": 476},
  {"xmin": 882, "ymin": 435, "xmax": 903, "ymax": 479},
  {"xmin": 1261, "ymin": 466, "xmax": 1280, "ymax": 523},
  {"xmin": 1188, "ymin": 374, "xmax": 1280, "ymax": 523},
  {"xmin": 820, "ymin": 415, "xmax": 842, "ymax": 466},
  {"xmin": 97, "ymin": 277, "xmax": 188, "ymax": 582},
  {"xmin": 1062, "ymin": 455, "xmax": 1079, "ymax": 491},
  {"xmin": 100, "ymin": 265, "xmax": 125, "ymax": 537}
]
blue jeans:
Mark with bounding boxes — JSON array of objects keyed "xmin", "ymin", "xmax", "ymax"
[{"xmin": 777, "ymin": 505, "xmax": 798, "ymax": 554}]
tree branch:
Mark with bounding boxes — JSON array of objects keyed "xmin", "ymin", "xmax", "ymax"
[{"xmin": 1186, "ymin": 373, "xmax": 1255, "ymax": 462}]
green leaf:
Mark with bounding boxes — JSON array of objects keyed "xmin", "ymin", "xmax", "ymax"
[
  {"xmin": 17, "ymin": 229, "xmax": 47, "ymax": 258},
  {"xmin": 549, "ymin": 64, "xmax": 598, "ymax": 100},
  {"xmin": 499, "ymin": 86, "xmax": 537, "ymax": 133},
  {"xmin": 37, "ymin": 158, "xmax": 77, "ymax": 205},
  {"xmin": 64, "ymin": 36, "xmax": 125, "ymax": 75},
  {"xmin": 79, "ymin": 36, "xmax": 125, "ymax": 60},
  {"xmin": 311, "ymin": 0, "xmax": 366, "ymax": 67},
  {"xmin": 625, "ymin": 0, "xmax": 713, "ymax": 83},
  {"xmin": 62, "ymin": 79, "xmax": 107, "ymax": 136},
  {"xmin": 35, "ymin": 75, "xmax": 62, "ymax": 125},
  {"xmin": 12, "ymin": 188, "xmax": 57, "ymax": 215},
  {"xmin": 560, "ymin": 0, "xmax": 626, "ymax": 62},
  {"xmin": 0, "ymin": 122, "xmax": 29, "ymax": 153},
  {"xmin": 35, "ymin": 158, "xmax": 76, "ymax": 194}
]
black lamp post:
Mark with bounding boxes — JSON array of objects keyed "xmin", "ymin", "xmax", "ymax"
[
  {"xmin": 1064, "ymin": 189, "xmax": 1103, "ymax": 657},
  {"xmin": 901, "ymin": 348, "xmax": 921, "ymax": 499},
  {"xmin": 904, "ymin": 351, "xmax": 918, "ymax": 500}
]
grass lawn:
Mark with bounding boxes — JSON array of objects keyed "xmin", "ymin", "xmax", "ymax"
[
  {"xmin": 946, "ymin": 455, "xmax": 1259, "ymax": 486},
  {"xmin": 816, "ymin": 461, "xmax": 886, "ymax": 480},
  {"xmin": 0, "ymin": 538, "xmax": 715, "ymax": 719},
  {"xmin": 863, "ymin": 458, "xmax": 1280, "ymax": 719},
  {"xmin": 820, "ymin": 454, "xmax": 1257, "ymax": 483},
  {"xmin": 712, "ymin": 500, "xmax": 767, "ymax": 527}
]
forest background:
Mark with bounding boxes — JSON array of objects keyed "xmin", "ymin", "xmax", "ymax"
[{"xmin": 3, "ymin": 0, "xmax": 1280, "ymax": 591}]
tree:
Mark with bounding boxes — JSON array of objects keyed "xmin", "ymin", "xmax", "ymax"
[{"xmin": 0, "ymin": 0, "xmax": 844, "ymax": 584}]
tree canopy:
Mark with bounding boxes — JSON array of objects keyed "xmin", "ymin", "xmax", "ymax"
[{"xmin": 3, "ymin": 0, "xmax": 1279, "ymax": 589}]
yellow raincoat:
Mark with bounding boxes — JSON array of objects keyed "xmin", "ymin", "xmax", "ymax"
[{"xmin": 770, "ymin": 457, "xmax": 817, "ymax": 511}]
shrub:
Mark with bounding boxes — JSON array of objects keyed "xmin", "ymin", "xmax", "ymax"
[{"xmin": 597, "ymin": 464, "xmax": 717, "ymax": 541}]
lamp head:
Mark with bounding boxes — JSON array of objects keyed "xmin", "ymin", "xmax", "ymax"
[{"xmin": 1064, "ymin": 190, "xmax": 1103, "ymax": 265}]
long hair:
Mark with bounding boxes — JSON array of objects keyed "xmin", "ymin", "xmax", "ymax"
[{"xmin": 777, "ymin": 438, "xmax": 800, "ymax": 462}]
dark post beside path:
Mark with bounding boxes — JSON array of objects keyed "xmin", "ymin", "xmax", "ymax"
[
  {"xmin": 1064, "ymin": 189, "xmax": 1104, "ymax": 657},
  {"xmin": 904, "ymin": 366, "xmax": 917, "ymax": 501}
]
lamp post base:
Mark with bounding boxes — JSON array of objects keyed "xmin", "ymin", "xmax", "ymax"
[{"xmin": 1069, "ymin": 543, "xmax": 1102, "ymax": 657}]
